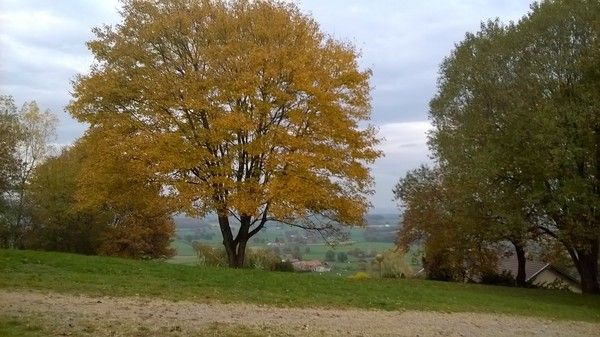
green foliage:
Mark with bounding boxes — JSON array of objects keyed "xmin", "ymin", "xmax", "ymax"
[
  {"xmin": 24, "ymin": 148, "xmax": 106, "ymax": 254},
  {"xmin": 398, "ymin": 0, "xmax": 600, "ymax": 293},
  {"xmin": 325, "ymin": 250, "xmax": 335, "ymax": 262},
  {"xmin": 0, "ymin": 95, "xmax": 21, "ymax": 196},
  {"xmin": 246, "ymin": 248, "xmax": 281, "ymax": 271},
  {"xmin": 379, "ymin": 250, "xmax": 412, "ymax": 279},
  {"xmin": 194, "ymin": 243, "xmax": 228, "ymax": 267},
  {"xmin": 0, "ymin": 96, "xmax": 57, "ymax": 248},
  {"xmin": 0, "ymin": 95, "xmax": 22, "ymax": 247},
  {"xmin": 272, "ymin": 260, "xmax": 294, "ymax": 272},
  {"xmin": 23, "ymin": 145, "xmax": 175, "ymax": 259},
  {"xmin": 194, "ymin": 243, "xmax": 284, "ymax": 270},
  {"xmin": 480, "ymin": 270, "xmax": 517, "ymax": 287},
  {"xmin": 336, "ymin": 251, "xmax": 348, "ymax": 263},
  {"xmin": 394, "ymin": 166, "xmax": 499, "ymax": 282}
]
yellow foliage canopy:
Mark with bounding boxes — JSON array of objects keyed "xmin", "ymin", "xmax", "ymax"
[{"xmin": 69, "ymin": 0, "xmax": 381, "ymax": 266}]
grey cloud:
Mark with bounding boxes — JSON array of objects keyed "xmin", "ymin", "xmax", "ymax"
[{"xmin": 0, "ymin": 0, "xmax": 535, "ymax": 210}]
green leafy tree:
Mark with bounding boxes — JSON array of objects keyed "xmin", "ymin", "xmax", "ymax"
[
  {"xmin": 69, "ymin": 0, "xmax": 380, "ymax": 267},
  {"xmin": 394, "ymin": 166, "xmax": 498, "ymax": 282},
  {"xmin": 336, "ymin": 251, "xmax": 348, "ymax": 263},
  {"xmin": 25, "ymin": 148, "xmax": 106, "ymax": 254},
  {"xmin": 325, "ymin": 250, "xmax": 335, "ymax": 262},
  {"xmin": 0, "ymin": 95, "xmax": 23, "ymax": 246},
  {"xmin": 428, "ymin": 19, "xmax": 536, "ymax": 286},
  {"xmin": 1, "ymin": 98, "xmax": 57, "ymax": 248},
  {"xmin": 26, "ymin": 139, "xmax": 175, "ymax": 259},
  {"xmin": 427, "ymin": 0, "xmax": 600, "ymax": 293}
]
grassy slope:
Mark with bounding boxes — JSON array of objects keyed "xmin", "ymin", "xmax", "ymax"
[{"xmin": 1, "ymin": 249, "xmax": 599, "ymax": 322}]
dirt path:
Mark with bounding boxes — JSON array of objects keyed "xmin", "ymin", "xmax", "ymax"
[{"xmin": 1, "ymin": 290, "xmax": 597, "ymax": 336}]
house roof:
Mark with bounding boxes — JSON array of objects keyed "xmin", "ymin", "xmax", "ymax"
[
  {"xmin": 498, "ymin": 256, "xmax": 580, "ymax": 283},
  {"xmin": 498, "ymin": 257, "xmax": 549, "ymax": 282}
]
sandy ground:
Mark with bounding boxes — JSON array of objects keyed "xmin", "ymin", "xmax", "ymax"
[{"xmin": 0, "ymin": 290, "xmax": 598, "ymax": 337}]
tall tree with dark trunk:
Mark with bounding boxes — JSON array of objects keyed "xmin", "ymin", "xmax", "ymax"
[
  {"xmin": 69, "ymin": 0, "xmax": 380, "ymax": 267},
  {"xmin": 428, "ymin": 0, "xmax": 600, "ymax": 293}
]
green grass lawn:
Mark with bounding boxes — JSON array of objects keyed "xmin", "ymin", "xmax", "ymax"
[
  {"xmin": 0, "ymin": 316, "xmax": 285, "ymax": 337},
  {"xmin": 1, "ymin": 249, "xmax": 599, "ymax": 322}
]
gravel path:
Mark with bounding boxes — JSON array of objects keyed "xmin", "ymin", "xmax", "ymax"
[{"xmin": 1, "ymin": 290, "xmax": 597, "ymax": 336}]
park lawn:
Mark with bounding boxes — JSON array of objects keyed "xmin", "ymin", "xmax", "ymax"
[{"xmin": 1, "ymin": 249, "xmax": 599, "ymax": 322}]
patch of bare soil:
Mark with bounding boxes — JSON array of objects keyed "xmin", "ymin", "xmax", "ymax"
[{"xmin": 0, "ymin": 290, "xmax": 597, "ymax": 337}]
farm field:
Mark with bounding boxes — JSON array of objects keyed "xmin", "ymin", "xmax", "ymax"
[{"xmin": 169, "ymin": 215, "xmax": 408, "ymax": 277}]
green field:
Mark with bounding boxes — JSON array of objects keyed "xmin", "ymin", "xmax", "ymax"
[
  {"xmin": 1, "ymin": 249, "xmax": 599, "ymax": 322},
  {"xmin": 170, "ymin": 220, "xmax": 404, "ymax": 277}
]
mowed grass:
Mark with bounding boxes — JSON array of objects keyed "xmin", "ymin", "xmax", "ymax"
[
  {"xmin": 0, "ymin": 315, "xmax": 297, "ymax": 337},
  {"xmin": 1, "ymin": 249, "xmax": 599, "ymax": 322}
]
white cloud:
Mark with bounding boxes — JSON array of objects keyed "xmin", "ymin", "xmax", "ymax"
[
  {"xmin": 370, "ymin": 121, "xmax": 433, "ymax": 212},
  {"xmin": 377, "ymin": 121, "xmax": 432, "ymax": 155}
]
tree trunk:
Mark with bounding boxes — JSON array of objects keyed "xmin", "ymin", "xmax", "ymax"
[
  {"xmin": 512, "ymin": 241, "xmax": 527, "ymax": 287},
  {"xmin": 540, "ymin": 224, "xmax": 599, "ymax": 295},
  {"xmin": 573, "ymin": 240, "xmax": 599, "ymax": 295},
  {"xmin": 217, "ymin": 212, "xmax": 251, "ymax": 268}
]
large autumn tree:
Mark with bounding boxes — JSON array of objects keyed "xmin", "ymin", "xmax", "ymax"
[
  {"xmin": 426, "ymin": 0, "xmax": 599, "ymax": 293},
  {"xmin": 69, "ymin": 0, "xmax": 380, "ymax": 267}
]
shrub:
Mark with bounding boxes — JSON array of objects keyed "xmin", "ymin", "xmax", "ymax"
[
  {"xmin": 291, "ymin": 245, "xmax": 302, "ymax": 260},
  {"xmin": 246, "ymin": 248, "xmax": 281, "ymax": 270},
  {"xmin": 535, "ymin": 279, "xmax": 572, "ymax": 291},
  {"xmin": 273, "ymin": 260, "xmax": 294, "ymax": 272},
  {"xmin": 193, "ymin": 243, "xmax": 227, "ymax": 267},
  {"xmin": 194, "ymin": 244, "xmax": 285, "ymax": 270},
  {"xmin": 480, "ymin": 270, "xmax": 515, "ymax": 286},
  {"xmin": 347, "ymin": 248, "xmax": 365, "ymax": 258},
  {"xmin": 325, "ymin": 250, "xmax": 335, "ymax": 262},
  {"xmin": 377, "ymin": 250, "xmax": 413, "ymax": 279},
  {"xmin": 349, "ymin": 271, "xmax": 370, "ymax": 280},
  {"xmin": 422, "ymin": 250, "xmax": 458, "ymax": 281},
  {"xmin": 337, "ymin": 251, "xmax": 348, "ymax": 263}
]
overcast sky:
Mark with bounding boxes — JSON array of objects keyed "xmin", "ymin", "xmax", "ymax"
[{"xmin": 0, "ymin": 0, "xmax": 534, "ymax": 213}]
